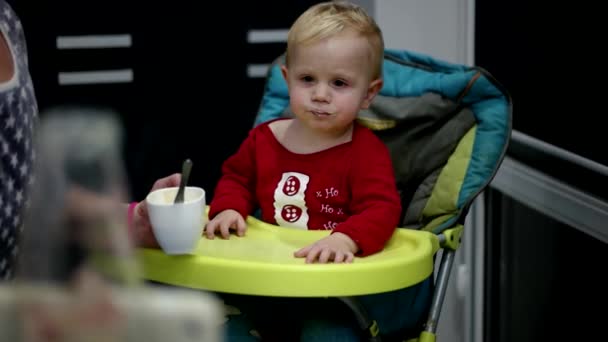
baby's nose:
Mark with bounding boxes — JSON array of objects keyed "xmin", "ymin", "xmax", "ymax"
[{"xmin": 312, "ymin": 84, "xmax": 330, "ymax": 102}]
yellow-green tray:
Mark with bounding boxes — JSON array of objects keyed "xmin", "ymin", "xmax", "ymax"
[{"xmin": 138, "ymin": 216, "xmax": 439, "ymax": 297}]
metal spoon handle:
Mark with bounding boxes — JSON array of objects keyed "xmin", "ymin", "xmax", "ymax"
[{"xmin": 174, "ymin": 158, "xmax": 192, "ymax": 204}]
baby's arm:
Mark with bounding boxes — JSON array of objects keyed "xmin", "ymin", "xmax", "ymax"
[
  {"xmin": 321, "ymin": 134, "xmax": 401, "ymax": 263},
  {"xmin": 294, "ymin": 132, "xmax": 401, "ymax": 263},
  {"xmin": 331, "ymin": 136, "xmax": 401, "ymax": 257},
  {"xmin": 207, "ymin": 130, "xmax": 258, "ymax": 237}
]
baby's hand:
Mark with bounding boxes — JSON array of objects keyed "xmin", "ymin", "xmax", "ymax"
[
  {"xmin": 294, "ymin": 232, "xmax": 358, "ymax": 263},
  {"xmin": 205, "ymin": 209, "xmax": 247, "ymax": 239}
]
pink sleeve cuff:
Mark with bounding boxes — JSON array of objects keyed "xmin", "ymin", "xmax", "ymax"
[{"xmin": 127, "ymin": 201, "xmax": 138, "ymax": 234}]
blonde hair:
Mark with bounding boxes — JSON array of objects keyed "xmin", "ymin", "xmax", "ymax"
[{"xmin": 286, "ymin": 1, "xmax": 384, "ymax": 79}]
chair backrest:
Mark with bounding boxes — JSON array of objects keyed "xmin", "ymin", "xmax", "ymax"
[{"xmin": 254, "ymin": 49, "xmax": 512, "ymax": 234}]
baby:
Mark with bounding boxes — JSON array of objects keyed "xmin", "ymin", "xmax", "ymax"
[{"xmin": 206, "ymin": 1, "xmax": 400, "ymax": 265}]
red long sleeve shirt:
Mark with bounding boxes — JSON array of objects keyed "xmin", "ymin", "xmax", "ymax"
[{"xmin": 209, "ymin": 119, "xmax": 401, "ymax": 256}]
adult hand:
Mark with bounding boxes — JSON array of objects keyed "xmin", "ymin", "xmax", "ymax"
[{"xmin": 130, "ymin": 173, "xmax": 181, "ymax": 247}]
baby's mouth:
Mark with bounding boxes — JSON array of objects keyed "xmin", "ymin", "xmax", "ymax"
[{"xmin": 311, "ymin": 110, "xmax": 332, "ymax": 116}]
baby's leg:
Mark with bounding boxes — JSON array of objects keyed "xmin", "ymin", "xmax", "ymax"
[
  {"xmin": 218, "ymin": 293, "xmax": 261, "ymax": 342},
  {"xmin": 221, "ymin": 294, "xmax": 300, "ymax": 341},
  {"xmin": 300, "ymin": 317, "xmax": 360, "ymax": 342},
  {"xmin": 301, "ymin": 277, "xmax": 433, "ymax": 341},
  {"xmin": 299, "ymin": 298, "xmax": 361, "ymax": 342},
  {"xmin": 359, "ymin": 276, "xmax": 433, "ymax": 339}
]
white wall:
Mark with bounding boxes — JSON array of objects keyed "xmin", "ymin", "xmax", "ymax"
[{"xmin": 374, "ymin": 0, "xmax": 474, "ymax": 65}]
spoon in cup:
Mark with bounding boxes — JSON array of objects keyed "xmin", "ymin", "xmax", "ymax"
[{"xmin": 174, "ymin": 158, "xmax": 193, "ymax": 204}]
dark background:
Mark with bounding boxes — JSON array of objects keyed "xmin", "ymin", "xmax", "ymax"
[
  {"xmin": 8, "ymin": 0, "xmax": 324, "ymax": 201},
  {"xmin": 13, "ymin": 0, "xmax": 606, "ymax": 200},
  {"xmin": 475, "ymin": 0, "xmax": 607, "ymax": 199},
  {"xmin": 476, "ymin": 1, "xmax": 607, "ymax": 341}
]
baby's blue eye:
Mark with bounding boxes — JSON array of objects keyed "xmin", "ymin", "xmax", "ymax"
[
  {"xmin": 301, "ymin": 76, "xmax": 314, "ymax": 82},
  {"xmin": 333, "ymin": 80, "xmax": 347, "ymax": 87}
]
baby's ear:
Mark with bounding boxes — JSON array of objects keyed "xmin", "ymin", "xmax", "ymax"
[
  {"xmin": 280, "ymin": 65, "xmax": 288, "ymax": 81},
  {"xmin": 361, "ymin": 78, "xmax": 383, "ymax": 109}
]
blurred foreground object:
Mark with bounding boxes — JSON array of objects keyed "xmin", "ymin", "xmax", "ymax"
[
  {"xmin": 0, "ymin": 281, "xmax": 223, "ymax": 341},
  {"xmin": 4, "ymin": 106, "xmax": 223, "ymax": 341},
  {"xmin": 17, "ymin": 106, "xmax": 134, "ymax": 283}
]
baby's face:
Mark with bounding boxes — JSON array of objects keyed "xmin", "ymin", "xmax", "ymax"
[{"xmin": 282, "ymin": 32, "xmax": 381, "ymax": 137}]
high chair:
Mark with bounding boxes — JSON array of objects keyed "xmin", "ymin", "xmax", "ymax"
[{"xmin": 138, "ymin": 49, "xmax": 512, "ymax": 341}]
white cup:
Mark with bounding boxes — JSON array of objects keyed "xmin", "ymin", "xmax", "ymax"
[{"xmin": 145, "ymin": 186, "xmax": 206, "ymax": 255}]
